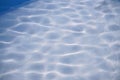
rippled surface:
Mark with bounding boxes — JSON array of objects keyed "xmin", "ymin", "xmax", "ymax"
[{"xmin": 0, "ymin": 0, "xmax": 120, "ymax": 80}]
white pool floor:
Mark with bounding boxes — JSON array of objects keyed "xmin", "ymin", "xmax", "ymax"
[{"xmin": 0, "ymin": 0, "xmax": 120, "ymax": 80}]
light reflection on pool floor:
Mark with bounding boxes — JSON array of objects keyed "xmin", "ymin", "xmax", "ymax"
[{"xmin": 0, "ymin": 0, "xmax": 120, "ymax": 80}]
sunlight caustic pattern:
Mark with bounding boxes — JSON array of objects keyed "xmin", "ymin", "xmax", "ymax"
[{"xmin": 0, "ymin": 0, "xmax": 120, "ymax": 80}]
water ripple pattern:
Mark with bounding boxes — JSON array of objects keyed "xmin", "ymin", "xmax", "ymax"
[{"xmin": 0, "ymin": 0, "xmax": 120, "ymax": 80}]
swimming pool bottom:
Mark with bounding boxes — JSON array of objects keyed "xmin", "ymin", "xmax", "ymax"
[{"xmin": 0, "ymin": 0, "xmax": 120, "ymax": 80}]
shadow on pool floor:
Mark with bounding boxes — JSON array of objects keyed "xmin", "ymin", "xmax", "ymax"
[{"xmin": 0, "ymin": 0, "xmax": 34, "ymax": 15}]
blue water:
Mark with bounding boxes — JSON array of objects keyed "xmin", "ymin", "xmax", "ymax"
[
  {"xmin": 0, "ymin": 0, "xmax": 32, "ymax": 15},
  {"xmin": 0, "ymin": 0, "xmax": 120, "ymax": 80}
]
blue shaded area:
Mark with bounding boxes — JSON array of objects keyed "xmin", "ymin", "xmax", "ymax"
[
  {"xmin": 27, "ymin": 63, "xmax": 45, "ymax": 72},
  {"xmin": 0, "ymin": 0, "xmax": 33, "ymax": 15},
  {"xmin": 108, "ymin": 24, "xmax": 120, "ymax": 31},
  {"xmin": 45, "ymin": 73, "xmax": 56, "ymax": 80},
  {"xmin": 58, "ymin": 65, "xmax": 75, "ymax": 74},
  {"xmin": 27, "ymin": 73, "xmax": 43, "ymax": 80}
]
